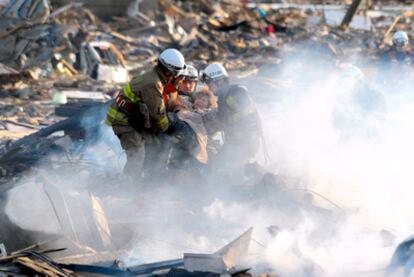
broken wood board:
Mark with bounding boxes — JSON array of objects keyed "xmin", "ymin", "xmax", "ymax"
[{"xmin": 61, "ymin": 90, "xmax": 107, "ymax": 101}]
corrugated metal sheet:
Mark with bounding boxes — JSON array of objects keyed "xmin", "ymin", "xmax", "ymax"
[{"xmin": 51, "ymin": 0, "xmax": 158, "ymax": 18}]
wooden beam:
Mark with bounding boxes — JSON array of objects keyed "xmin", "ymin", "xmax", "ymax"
[{"xmin": 341, "ymin": 0, "xmax": 363, "ymax": 27}]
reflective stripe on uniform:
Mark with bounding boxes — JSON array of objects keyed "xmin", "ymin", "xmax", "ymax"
[
  {"xmin": 158, "ymin": 116, "xmax": 169, "ymax": 129},
  {"xmin": 105, "ymin": 118, "xmax": 113, "ymax": 126},
  {"xmin": 107, "ymin": 107, "xmax": 128, "ymax": 125},
  {"xmin": 225, "ymin": 95, "xmax": 236, "ymax": 108},
  {"xmin": 123, "ymin": 83, "xmax": 140, "ymax": 103}
]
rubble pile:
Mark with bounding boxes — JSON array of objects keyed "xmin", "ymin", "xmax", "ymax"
[
  {"xmin": 0, "ymin": 0, "xmax": 413, "ymax": 195},
  {"xmin": 0, "ymin": 226, "xmax": 255, "ymax": 276},
  {"xmin": 0, "ymin": 248, "xmax": 75, "ymax": 277},
  {"xmin": 1, "ymin": 1, "xmax": 414, "ymax": 275},
  {"xmin": 0, "ymin": 1, "xmax": 412, "ymax": 187},
  {"xmin": 0, "ymin": 0, "xmax": 411, "ymax": 142}
]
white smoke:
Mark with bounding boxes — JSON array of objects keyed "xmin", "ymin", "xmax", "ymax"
[
  {"xmin": 4, "ymin": 50, "xmax": 414, "ymax": 277},
  {"xmin": 238, "ymin": 53, "xmax": 414, "ymax": 276}
]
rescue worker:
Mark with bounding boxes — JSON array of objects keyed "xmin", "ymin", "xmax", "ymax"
[
  {"xmin": 378, "ymin": 31, "xmax": 414, "ymax": 86},
  {"xmin": 178, "ymin": 65, "xmax": 198, "ymax": 96},
  {"xmin": 175, "ymin": 64, "xmax": 217, "ymax": 111},
  {"xmin": 334, "ymin": 64, "xmax": 386, "ymax": 138},
  {"xmin": 201, "ymin": 63, "xmax": 261, "ymax": 178},
  {"xmin": 168, "ymin": 65, "xmax": 209, "ymax": 172},
  {"xmin": 174, "ymin": 65, "xmax": 198, "ymax": 111},
  {"xmin": 105, "ymin": 48, "xmax": 186, "ymax": 179}
]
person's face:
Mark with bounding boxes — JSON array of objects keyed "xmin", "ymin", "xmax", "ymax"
[
  {"xmin": 173, "ymin": 75, "xmax": 185, "ymax": 86},
  {"xmin": 395, "ymin": 40, "xmax": 409, "ymax": 52},
  {"xmin": 179, "ymin": 79, "xmax": 197, "ymax": 93}
]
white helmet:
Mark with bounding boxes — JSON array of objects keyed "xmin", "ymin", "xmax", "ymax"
[
  {"xmin": 180, "ymin": 64, "xmax": 198, "ymax": 80},
  {"xmin": 202, "ymin": 63, "xmax": 228, "ymax": 82},
  {"xmin": 393, "ymin": 31, "xmax": 409, "ymax": 47},
  {"xmin": 158, "ymin": 48, "xmax": 186, "ymax": 76}
]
